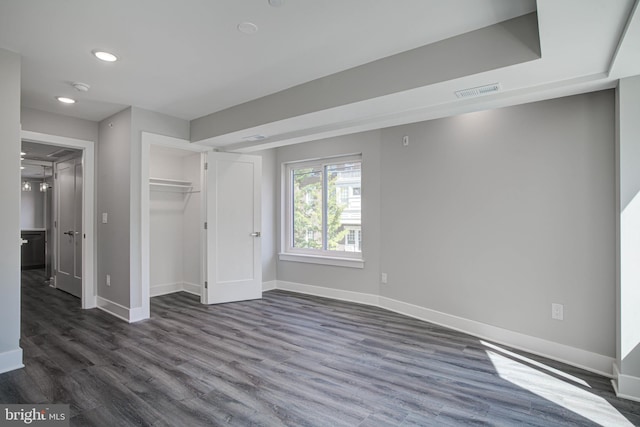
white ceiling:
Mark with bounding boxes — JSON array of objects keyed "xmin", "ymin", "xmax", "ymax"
[
  {"xmin": 1, "ymin": 0, "xmax": 639, "ymax": 151},
  {"xmin": 1, "ymin": 0, "xmax": 535, "ymax": 122}
]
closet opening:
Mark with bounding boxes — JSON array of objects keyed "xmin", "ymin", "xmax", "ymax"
[
  {"xmin": 148, "ymin": 145, "xmax": 205, "ymax": 299},
  {"xmin": 140, "ymin": 132, "xmax": 263, "ymax": 319}
]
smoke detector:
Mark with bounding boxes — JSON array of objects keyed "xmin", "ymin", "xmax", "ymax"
[
  {"xmin": 455, "ymin": 83, "xmax": 501, "ymax": 99},
  {"xmin": 72, "ymin": 82, "xmax": 90, "ymax": 92}
]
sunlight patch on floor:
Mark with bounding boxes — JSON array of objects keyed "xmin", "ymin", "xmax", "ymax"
[{"xmin": 481, "ymin": 341, "xmax": 633, "ymax": 427}]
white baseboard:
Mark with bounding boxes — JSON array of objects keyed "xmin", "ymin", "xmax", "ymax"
[
  {"xmin": 96, "ymin": 296, "xmax": 130, "ymax": 322},
  {"xmin": 97, "ymin": 297, "xmax": 150, "ymax": 323},
  {"xmin": 183, "ymin": 282, "xmax": 201, "ymax": 296},
  {"xmin": 276, "ymin": 280, "xmax": 380, "ymax": 306},
  {"xmin": 612, "ymin": 362, "xmax": 640, "ymax": 402},
  {"xmin": 150, "ymin": 282, "xmax": 183, "ymax": 297},
  {"xmin": 377, "ymin": 296, "xmax": 614, "ymax": 378},
  {"xmin": 0, "ymin": 348, "xmax": 23, "ymax": 374},
  {"xmin": 262, "ymin": 280, "xmax": 277, "ymax": 291},
  {"xmin": 151, "ymin": 282, "xmax": 201, "ymax": 297},
  {"xmin": 129, "ymin": 306, "xmax": 149, "ymax": 323},
  {"xmin": 272, "ymin": 280, "xmax": 614, "ymax": 378}
]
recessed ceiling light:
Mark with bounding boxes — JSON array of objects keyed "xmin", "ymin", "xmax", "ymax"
[
  {"xmin": 20, "ymin": 166, "xmax": 25, "ymax": 170},
  {"xmin": 92, "ymin": 50, "xmax": 118, "ymax": 62},
  {"xmin": 237, "ymin": 22, "xmax": 258, "ymax": 34},
  {"xmin": 20, "ymin": 152, "xmax": 26, "ymax": 156},
  {"xmin": 56, "ymin": 96, "xmax": 76, "ymax": 104}
]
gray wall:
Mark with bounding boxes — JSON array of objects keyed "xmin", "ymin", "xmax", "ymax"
[
  {"xmin": 276, "ymin": 130, "xmax": 382, "ymax": 295},
  {"xmin": 21, "ymin": 107, "xmax": 99, "ymax": 142},
  {"xmin": 276, "ymin": 91, "xmax": 616, "ymax": 358},
  {"xmin": 0, "ymin": 48, "xmax": 22, "ymax": 363},
  {"xmin": 97, "ymin": 108, "xmax": 133, "ymax": 306},
  {"xmin": 380, "ymin": 90, "xmax": 615, "ymax": 357}
]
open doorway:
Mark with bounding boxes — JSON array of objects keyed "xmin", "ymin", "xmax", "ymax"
[
  {"xmin": 21, "ymin": 141, "xmax": 81, "ymax": 290},
  {"xmin": 20, "ymin": 131, "xmax": 96, "ymax": 309}
]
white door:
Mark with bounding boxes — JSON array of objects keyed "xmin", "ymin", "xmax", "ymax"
[
  {"xmin": 204, "ymin": 152, "xmax": 262, "ymax": 304},
  {"xmin": 55, "ymin": 157, "xmax": 82, "ymax": 297}
]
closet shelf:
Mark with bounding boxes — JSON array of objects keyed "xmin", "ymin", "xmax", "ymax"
[{"xmin": 149, "ymin": 177, "xmax": 196, "ymax": 193}]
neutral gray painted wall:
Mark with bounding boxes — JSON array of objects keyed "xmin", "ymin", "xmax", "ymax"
[
  {"xmin": 617, "ymin": 75, "xmax": 640, "ymax": 387},
  {"xmin": 0, "ymin": 49, "xmax": 22, "ymax": 359},
  {"xmin": 97, "ymin": 108, "xmax": 132, "ymax": 306},
  {"xmin": 21, "ymin": 107, "xmax": 98, "ymax": 142},
  {"xmin": 275, "ymin": 91, "xmax": 616, "ymax": 358},
  {"xmin": 276, "ymin": 131, "xmax": 382, "ymax": 295},
  {"xmin": 379, "ymin": 91, "xmax": 615, "ymax": 357}
]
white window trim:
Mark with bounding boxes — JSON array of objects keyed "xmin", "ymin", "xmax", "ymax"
[{"xmin": 281, "ymin": 154, "xmax": 363, "ymax": 268}]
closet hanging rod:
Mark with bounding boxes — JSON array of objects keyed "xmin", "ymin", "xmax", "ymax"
[
  {"xmin": 149, "ymin": 177, "xmax": 192, "ymax": 185},
  {"xmin": 150, "ymin": 188, "xmax": 200, "ymax": 194},
  {"xmin": 149, "ymin": 182, "xmax": 193, "ymax": 189}
]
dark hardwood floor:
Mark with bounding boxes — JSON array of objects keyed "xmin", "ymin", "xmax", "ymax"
[{"xmin": 2, "ymin": 269, "xmax": 639, "ymax": 426}]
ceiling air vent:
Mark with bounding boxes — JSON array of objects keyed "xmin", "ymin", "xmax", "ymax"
[{"xmin": 455, "ymin": 83, "xmax": 501, "ymax": 99}]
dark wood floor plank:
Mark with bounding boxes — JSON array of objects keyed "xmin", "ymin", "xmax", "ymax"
[{"xmin": 2, "ymin": 270, "xmax": 639, "ymax": 426}]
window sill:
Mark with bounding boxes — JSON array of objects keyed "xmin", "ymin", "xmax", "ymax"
[{"xmin": 279, "ymin": 253, "xmax": 364, "ymax": 269}]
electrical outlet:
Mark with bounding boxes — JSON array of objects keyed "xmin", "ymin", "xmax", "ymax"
[
  {"xmin": 106, "ymin": 274, "xmax": 111, "ymax": 286},
  {"xmin": 381, "ymin": 273, "xmax": 388, "ymax": 284},
  {"xmin": 551, "ymin": 303, "xmax": 563, "ymax": 320}
]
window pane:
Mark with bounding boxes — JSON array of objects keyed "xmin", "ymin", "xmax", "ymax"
[
  {"xmin": 292, "ymin": 166, "xmax": 323, "ymax": 249},
  {"xmin": 326, "ymin": 162, "xmax": 361, "ymax": 253}
]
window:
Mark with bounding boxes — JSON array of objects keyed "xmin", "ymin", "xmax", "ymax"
[
  {"xmin": 282, "ymin": 155, "xmax": 363, "ymax": 267},
  {"xmin": 347, "ymin": 230, "xmax": 356, "ymax": 245}
]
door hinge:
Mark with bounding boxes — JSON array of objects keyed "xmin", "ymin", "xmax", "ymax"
[
  {"xmin": 204, "ymin": 281, "xmax": 208, "ymax": 289},
  {"xmin": 204, "ymin": 222, "xmax": 208, "ymax": 230},
  {"xmin": 204, "ymin": 162, "xmax": 208, "ymax": 170}
]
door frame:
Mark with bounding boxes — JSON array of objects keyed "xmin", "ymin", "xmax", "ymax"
[
  {"xmin": 140, "ymin": 132, "xmax": 210, "ymax": 320},
  {"xmin": 21, "ymin": 130, "xmax": 96, "ymax": 309}
]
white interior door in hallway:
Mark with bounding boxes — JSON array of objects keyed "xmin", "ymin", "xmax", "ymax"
[{"xmin": 55, "ymin": 157, "xmax": 82, "ymax": 298}]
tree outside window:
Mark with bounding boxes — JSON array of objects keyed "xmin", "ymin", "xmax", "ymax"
[{"xmin": 287, "ymin": 156, "xmax": 362, "ymax": 257}]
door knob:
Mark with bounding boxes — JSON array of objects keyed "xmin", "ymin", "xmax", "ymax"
[
  {"xmin": 250, "ymin": 232, "xmax": 261, "ymax": 237},
  {"xmin": 63, "ymin": 230, "xmax": 75, "ymax": 237}
]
